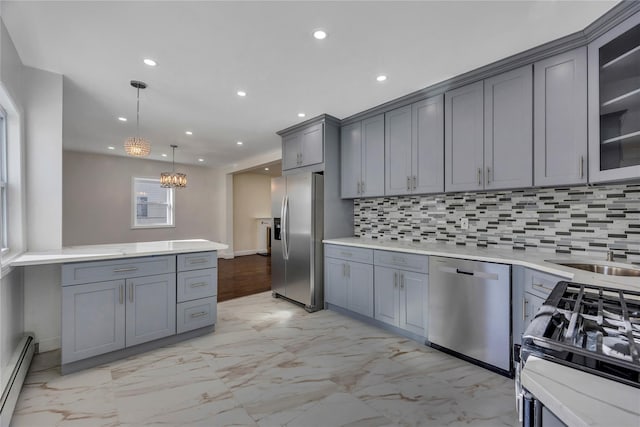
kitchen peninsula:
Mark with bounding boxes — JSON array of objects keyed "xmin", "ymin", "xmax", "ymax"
[{"xmin": 10, "ymin": 239, "xmax": 228, "ymax": 373}]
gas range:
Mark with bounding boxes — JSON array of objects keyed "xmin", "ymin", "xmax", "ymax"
[{"xmin": 521, "ymin": 281, "xmax": 640, "ymax": 388}]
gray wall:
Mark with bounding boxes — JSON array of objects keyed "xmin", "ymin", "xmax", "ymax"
[{"xmin": 63, "ymin": 150, "xmax": 220, "ymax": 246}]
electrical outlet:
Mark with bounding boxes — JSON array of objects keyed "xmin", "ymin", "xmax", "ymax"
[{"xmin": 460, "ymin": 218, "xmax": 469, "ymax": 230}]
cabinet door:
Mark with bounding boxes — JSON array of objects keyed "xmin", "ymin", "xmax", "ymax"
[
  {"xmin": 484, "ymin": 65, "xmax": 533, "ymax": 190},
  {"xmin": 300, "ymin": 123, "xmax": 324, "ymax": 167},
  {"xmin": 588, "ymin": 14, "xmax": 640, "ymax": 183},
  {"xmin": 347, "ymin": 261, "xmax": 374, "ymax": 317},
  {"xmin": 445, "ymin": 81, "xmax": 485, "ymax": 192},
  {"xmin": 125, "ymin": 273, "xmax": 176, "ymax": 347},
  {"xmin": 373, "ymin": 266, "xmax": 399, "ymax": 327},
  {"xmin": 399, "ymin": 271, "xmax": 428, "ymax": 337},
  {"xmin": 325, "ymin": 257, "xmax": 348, "ymax": 308},
  {"xmin": 361, "ymin": 114, "xmax": 385, "ymax": 197},
  {"xmin": 534, "ymin": 48, "xmax": 588, "ymax": 186},
  {"xmin": 340, "ymin": 121, "xmax": 362, "ymax": 198},
  {"xmin": 61, "ymin": 280, "xmax": 125, "ymax": 364},
  {"xmin": 413, "ymin": 95, "xmax": 445, "ymax": 194},
  {"xmin": 385, "ymin": 105, "xmax": 413, "ymax": 196},
  {"xmin": 282, "ymin": 132, "xmax": 301, "ymax": 171}
]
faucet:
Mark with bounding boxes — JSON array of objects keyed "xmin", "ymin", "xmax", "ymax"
[{"xmin": 607, "ymin": 250, "xmax": 614, "ymax": 262}]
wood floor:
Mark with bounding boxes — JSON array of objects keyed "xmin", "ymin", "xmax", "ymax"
[{"xmin": 217, "ymin": 254, "xmax": 272, "ymax": 302}]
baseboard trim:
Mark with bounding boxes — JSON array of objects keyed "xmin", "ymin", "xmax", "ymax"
[
  {"xmin": 234, "ymin": 249, "xmax": 258, "ymax": 257},
  {"xmin": 0, "ymin": 334, "xmax": 35, "ymax": 427}
]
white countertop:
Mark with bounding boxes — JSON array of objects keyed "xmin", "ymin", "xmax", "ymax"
[
  {"xmin": 521, "ymin": 356, "xmax": 640, "ymax": 427},
  {"xmin": 323, "ymin": 237, "xmax": 640, "ymax": 292},
  {"xmin": 9, "ymin": 239, "xmax": 228, "ymax": 266}
]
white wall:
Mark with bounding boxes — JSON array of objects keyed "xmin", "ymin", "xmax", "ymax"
[
  {"xmin": 0, "ymin": 266, "xmax": 23, "ymax": 389},
  {"xmin": 63, "ymin": 150, "xmax": 221, "ymax": 246},
  {"xmin": 232, "ymin": 173, "xmax": 271, "ymax": 254}
]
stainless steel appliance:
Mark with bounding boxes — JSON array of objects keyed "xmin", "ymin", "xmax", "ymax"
[
  {"xmin": 429, "ymin": 256, "xmax": 512, "ymax": 374},
  {"xmin": 517, "ymin": 281, "xmax": 640, "ymax": 425},
  {"xmin": 271, "ymin": 173, "xmax": 324, "ymax": 311}
]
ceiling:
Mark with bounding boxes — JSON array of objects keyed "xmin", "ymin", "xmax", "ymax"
[{"xmin": 1, "ymin": 1, "xmax": 618, "ymax": 168}]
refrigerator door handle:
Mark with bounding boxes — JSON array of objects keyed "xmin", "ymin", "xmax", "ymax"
[
  {"xmin": 283, "ymin": 195, "xmax": 290, "ymax": 260},
  {"xmin": 280, "ymin": 195, "xmax": 288, "ymax": 260}
]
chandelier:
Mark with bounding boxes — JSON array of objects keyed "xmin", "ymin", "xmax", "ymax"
[
  {"xmin": 124, "ymin": 80, "xmax": 151, "ymax": 157},
  {"xmin": 160, "ymin": 145, "xmax": 187, "ymax": 188}
]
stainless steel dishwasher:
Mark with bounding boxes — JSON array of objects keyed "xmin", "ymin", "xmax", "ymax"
[{"xmin": 428, "ymin": 256, "xmax": 511, "ymax": 374}]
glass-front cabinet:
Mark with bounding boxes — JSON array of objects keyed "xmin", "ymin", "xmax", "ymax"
[{"xmin": 589, "ymin": 12, "xmax": 640, "ymax": 183}]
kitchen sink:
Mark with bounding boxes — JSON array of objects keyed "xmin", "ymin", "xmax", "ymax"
[{"xmin": 547, "ymin": 260, "xmax": 640, "ymax": 277}]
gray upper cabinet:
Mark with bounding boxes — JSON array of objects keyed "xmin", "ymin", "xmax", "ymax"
[
  {"xmin": 445, "ymin": 81, "xmax": 485, "ymax": 192},
  {"xmin": 484, "ymin": 65, "xmax": 533, "ymax": 190},
  {"xmin": 446, "ymin": 66, "xmax": 532, "ymax": 192},
  {"xmin": 341, "ymin": 114, "xmax": 385, "ymax": 198},
  {"xmin": 534, "ymin": 48, "xmax": 588, "ymax": 186},
  {"xmin": 588, "ymin": 12, "xmax": 640, "ymax": 183},
  {"xmin": 282, "ymin": 123, "xmax": 324, "ymax": 171},
  {"xmin": 385, "ymin": 96, "xmax": 444, "ymax": 196}
]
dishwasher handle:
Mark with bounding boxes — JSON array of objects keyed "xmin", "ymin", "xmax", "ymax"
[
  {"xmin": 456, "ymin": 268, "xmax": 474, "ymax": 276},
  {"xmin": 438, "ymin": 265, "xmax": 500, "ymax": 281}
]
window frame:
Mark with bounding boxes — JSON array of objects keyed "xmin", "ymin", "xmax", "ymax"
[
  {"xmin": 131, "ymin": 176, "xmax": 175, "ymax": 229},
  {"xmin": 0, "ymin": 106, "xmax": 7, "ymax": 253}
]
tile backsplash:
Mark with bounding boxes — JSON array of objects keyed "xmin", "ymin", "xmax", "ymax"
[{"xmin": 354, "ymin": 183, "xmax": 640, "ymax": 265}]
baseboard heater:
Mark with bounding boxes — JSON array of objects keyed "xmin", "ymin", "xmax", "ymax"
[{"xmin": 0, "ymin": 335, "xmax": 35, "ymax": 427}]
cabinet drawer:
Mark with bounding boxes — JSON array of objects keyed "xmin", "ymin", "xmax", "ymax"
[
  {"xmin": 325, "ymin": 245, "xmax": 373, "ymax": 264},
  {"xmin": 524, "ymin": 269, "xmax": 563, "ymax": 300},
  {"xmin": 374, "ymin": 250, "xmax": 428, "ymax": 274},
  {"xmin": 177, "ymin": 268, "xmax": 217, "ymax": 303},
  {"xmin": 62, "ymin": 256, "xmax": 176, "ymax": 286},
  {"xmin": 176, "ymin": 297, "xmax": 217, "ymax": 334},
  {"xmin": 177, "ymin": 252, "xmax": 217, "ymax": 272}
]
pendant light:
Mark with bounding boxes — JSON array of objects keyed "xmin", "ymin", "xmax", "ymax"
[
  {"xmin": 160, "ymin": 145, "xmax": 187, "ymax": 188},
  {"xmin": 124, "ymin": 80, "xmax": 151, "ymax": 157}
]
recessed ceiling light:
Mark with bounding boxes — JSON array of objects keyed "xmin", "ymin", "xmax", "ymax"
[
  {"xmin": 107, "ymin": 146, "xmax": 115, "ymax": 150},
  {"xmin": 185, "ymin": 131, "xmax": 193, "ymax": 135},
  {"xmin": 118, "ymin": 117, "xmax": 127, "ymax": 122},
  {"xmin": 237, "ymin": 141, "xmax": 243, "ymax": 145},
  {"xmin": 313, "ymin": 29, "xmax": 327, "ymax": 40},
  {"xmin": 237, "ymin": 90, "xmax": 247, "ymax": 97},
  {"xmin": 265, "ymin": 167, "xmax": 269, "ymax": 171},
  {"xmin": 298, "ymin": 113, "xmax": 306, "ymax": 118},
  {"xmin": 376, "ymin": 75, "xmax": 387, "ymax": 82},
  {"xmin": 161, "ymin": 153, "xmax": 167, "ymax": 157},
  {"xmin": 143, "ymin": 58, "xmax": 157, "ymax": 67},
  {"xmin": 198, "ymin": 158, "xmax": 204, "ymax": 162}
]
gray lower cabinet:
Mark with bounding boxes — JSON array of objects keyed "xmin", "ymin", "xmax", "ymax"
[
  {"xmin": 176, "ymin": 252, "xmax": 218, "ymax": 333},
  {"xmin": 512, "ymin": 267, "xmax": 563, "ymax": 346},
  {"xmin": 374, "ymin": 266, "xmax": 428, "ymax": 337},
  {"xmin": 445, "ymin": 65, "xmax": 533, "ymax": 192},
  {"xmin": 340, "ymin": 114, "xmax": 385, "ymax": 198},
  {"xmin": 534, "ymin": 47, "xmax": 588, "ymax": 186},
  {"xmin": 324, "ymin": 245, "xmax": 374, "ymax": 316},
  {"xmin": 385, "ymin": 95, "xmax": 444, "ymax": 196}
]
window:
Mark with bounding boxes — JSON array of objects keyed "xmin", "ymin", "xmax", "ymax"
[
  {"xmin": 131, "ymin": 177, "xmax": 174, "ymax": 228},
  {"xmin": 0, "ymin": 108, "xmax": 7, "ymax": 251}
]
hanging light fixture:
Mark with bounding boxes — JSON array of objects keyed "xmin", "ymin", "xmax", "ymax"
[
  {"xmin": 160, "ymin": 145, "xmax": 187, "ymax": 188},
  {"xmin": 124, "ymin": 80, "xmax": 151, "ymax": 157}
]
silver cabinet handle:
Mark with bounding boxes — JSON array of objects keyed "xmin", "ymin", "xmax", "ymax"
[
  {"xmin": 523, "ymin": 297, "xmax": 528, "ymax": 320},
  {"xmin": 400, "ymin": 273, "xmax": 405, "ymax": 290},
  {"xmin": 357, "ymin": 181, "xmax": 361, "ymax": 195},
  {"xmin": 361, "ymin": 181, "xmax": 366, "ymax": 194},
  {"xmin": 346, "ymin": 263, "xmax": 350, "ymax": 278},
  {"xmin": 188, "ymin": 258, "xmax": 208, "ymax": 265},
  {"xmin": 113, "ymin": 267, "xmax": 138, "ymax": 273},
  {"xmin": 129, "ymin": 283, "xmax": 134, "ymax": 303},
  {"xmin": 393, "ymin": 272, "xmax": 398, "ymax": 288},
  {"xmin": 190, "ymin": 311, "xmax": 207, "ymax": 318},
  {"xmin": 342, "ymin": 263, "xmax": 346, "ymax": 277},
  {"xmin": 299, "ymin": 153, "xmax": 303, "ymax": 165},
  {"xmin": 532, "ymin": 283, "xmax": 554, "ymax": 293},
  {"xmin": 340, "ymin": 251, "xmax": 352, "ymax": 258},
  {"xmin": 412, "ymin": 175, "xmax": 417, "ymax": 190},
  {"xmin": 190, "ymin": 282, "xmax": 208, "ymax": 288},
  {"xmin": 119, "ymin": 284, "xmax": 124, "ymax": 305},
  {"xmin": 486, "ymin": 167, "xmax": 491, "ymax": 185},
  {"xmin": 580, "ymin": 156, "xmax": 584, "ymax": 179},
  {"xmin": 406, "ymin": 176, "xmax": 411, "ymax": 191},
  {"xmin": 477, "ymin": 168, "xmax": 482, "ymax": 186}
]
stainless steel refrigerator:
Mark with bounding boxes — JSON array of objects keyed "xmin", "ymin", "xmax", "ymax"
[{"xmin": 271, "ymin": 173, "xmax": 324, "ymax": 312}]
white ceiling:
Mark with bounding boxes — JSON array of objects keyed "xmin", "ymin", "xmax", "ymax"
[{"xmin": 1, "ymin": 1, "xmax": 617, "ymax": 168}]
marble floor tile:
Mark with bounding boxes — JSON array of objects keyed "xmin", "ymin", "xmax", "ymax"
[{"xmin": 11, "ymin": 291, "xmax": 517, "ymax": 427}]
